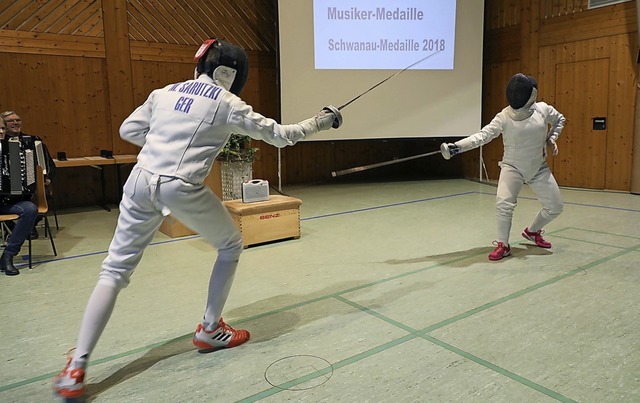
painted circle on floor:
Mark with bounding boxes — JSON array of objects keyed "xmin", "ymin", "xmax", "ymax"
[
  {"xmin": 264, "ymin": 354, "xmax": 334, "ymax": 390},
  {"xmin": 538, "ymin": 264, "xmax": 583, "ymax": 275}
]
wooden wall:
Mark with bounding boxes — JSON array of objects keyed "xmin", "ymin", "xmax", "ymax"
[
  {"xmin": 478, "ymin": 0, "xmax": 638, "ymax": 191},
  {"xmin": 0, "ymin": 0, "xmax": 637, "ymax": 208},
  {"xmin": 0, "ymin": 0, "xmax": 282, "ymax": 208}
]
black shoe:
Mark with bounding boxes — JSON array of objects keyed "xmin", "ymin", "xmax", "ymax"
[
  {"xmin": 0, "ymin": 252, "xmax": 19, "ymax": 276},
  {"xmin": 29, "ymin": 228, "xmax": 39, "ymax": 240}
]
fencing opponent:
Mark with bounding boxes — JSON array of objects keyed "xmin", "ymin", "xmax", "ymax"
[
  {"xmin": 441, "ymin": 73, "xmax": 565, "ymax": 261},
  {"xmin": 53, "ymin": 38, "xmax": 342, "ymax": 398}
]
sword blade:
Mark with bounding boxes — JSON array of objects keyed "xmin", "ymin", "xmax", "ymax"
[
  {"xmin": 331, "ymin": 150, "xmax": 441, "ymax": 177},
  {"xmin": 338, "ymin": 50, "xmax": 442, "ymax": 111}
]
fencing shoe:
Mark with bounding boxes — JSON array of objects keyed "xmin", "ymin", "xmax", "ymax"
[
  {"xmin": 522, "ymin": 228, "xmax": 552, "ymax": 248},
  {"xmin": 488, "ymin": 241, "xmax": 511, "ymax": 261},
  {"xmin": 53, "ymin": 350, "xmax": 86, "ymax": 398},
  {"xmin": 192, "ymin": 317, "xmax": 250, "ymax": 353}
]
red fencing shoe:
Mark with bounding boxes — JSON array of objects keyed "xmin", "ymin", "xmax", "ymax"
[
  {"xmin": 193, "ymin": 317, "xmax": 250, "ymax": 353},
  {"xmin": 522, "ymin": 228, "xmax": 552, "ymax": 248},
  {"xmin": 488, "ymin": 241, "xmax": 511, "ymax": 261},
  {"xmin": 52, "ymin": 349, "xmax": 86, "ymax": 398}
]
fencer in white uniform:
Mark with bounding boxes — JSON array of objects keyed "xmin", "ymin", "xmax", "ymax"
[
  {"xmin": 441, "ymin": 73, "xmax": 566, "ymax": 261},
  {"xmin": 54, "ymin": 38, "xmax": 343, "ymax": 399}
]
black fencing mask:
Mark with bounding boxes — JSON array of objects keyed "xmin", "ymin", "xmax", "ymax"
[
  {"xmin": 506, "ymin": 73, "xmax": 538, "ymax": 109},
  {"xmin": 195, "ymin": 39, "xmax": 249, "ymax": 95}
]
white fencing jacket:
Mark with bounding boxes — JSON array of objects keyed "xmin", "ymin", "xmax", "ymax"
[
  {"xmin": 455, "ymin": 101, "xmax": 566, "ymax": 181},
  {"xmin": 120, "ymin": 75, "xmax": 310, "ymax": 184}
]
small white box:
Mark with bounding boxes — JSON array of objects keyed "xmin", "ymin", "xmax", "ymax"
[{"xmin": 242, "ymin": 179, "xmax": 269, "ymax": 203}]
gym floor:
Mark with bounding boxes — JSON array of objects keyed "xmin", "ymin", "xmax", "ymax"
[{"xmin": 0, "ymin": 179, "xmax": 638, "ymax": 402}]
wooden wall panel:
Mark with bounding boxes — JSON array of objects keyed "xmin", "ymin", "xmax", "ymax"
[
  {"xmin": 605, "ymin": 33, "xmax": 636, "ymax": 190},
  {"xmin": 475, "ymin": 0, "xmax": 638, "ymax": 191},
  {"xmin": 484, "ymin": 26, "xmax": 521, "ymax": 64},
  {"xmin": 0, "ymin": 30, "xmax": 105, "ymax": 57},
  {"xmin": 102, "ymin": 0, "xmax": 136, "ymax": 155},
  {"xmin": 0, "ymin": 0, "xmax": 104, "ymax": 36},
  {"xmin": 553, "ymin": 58, "xmax": 610, "ymax": 188},
  {"xmin": 125, "ymin": 0, "xmax": 276, "ymax": 51},
  {"xmin": 538, "ymin": 35, "xmax": 635, "ymax": 190},
  {"xmin": 540, "ymin": 3, "xmax": 636, "ymax": 45},
  {"xmin": 0, "ymin": 52, "xmax": 112, "ymax": 157},
  {"xmin": 485, "ymin": 0, "xmax": 520, "ymax": 30}
]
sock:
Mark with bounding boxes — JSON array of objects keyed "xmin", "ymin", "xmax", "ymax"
[
  {"xmin": 72, "ymin": 281, "xmax": 120, "ymax": 364},
  {"xmin": 496, "ymin": 219, "xmax": 512, "ymax": 245},
  {"xmin": 203, "ymin": 259, "xmax": 238, "ymax": 331}
]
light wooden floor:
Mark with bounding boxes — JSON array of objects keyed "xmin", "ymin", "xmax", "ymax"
[{"xmin": 0, "ymin": 179, "xmax": 638, "ymax": 402}]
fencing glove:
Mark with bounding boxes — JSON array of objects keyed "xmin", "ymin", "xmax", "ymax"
[
  {"xmin": 298, "ymin": 105, "xmax": 343, "ymax": 136},
  {"xmin": 440, "ymin": 143, "xmax": 461, "ymax": 160}
]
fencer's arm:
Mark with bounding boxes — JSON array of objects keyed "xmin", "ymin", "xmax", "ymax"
[
  {"xmin": 546, "ymin": 138, "xmax": 559, "ymax": 156},
  {"xmin": 293, "ymin": 106, "xmax": 342, "ymax": 140},
  {"xmin": 457, "ymin": 114, "xmax": 504, "ymax": 152},
  {"xmin": 119, "ymin": 95, "xmax": 154, "ymax": 147},
  {"xmin": 545, "ymin": 104, "xmax": 566, "ymax": 141},
  {"xmin": 228, "ymin": 99, "xmax": 342, "ymax": 148},
  {"xmin": 441, "ymin": 113, "xmax": 504, "ymax": 159}
]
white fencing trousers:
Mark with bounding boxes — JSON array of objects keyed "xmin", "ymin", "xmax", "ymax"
[
  {"xmin": 99, "ymin": 166, "xmax": 244, "ymax": 289},
  {"xmin": 495, "ymin": 162, "xmax": 563, "ymax": 244},
  {"xmin": 70, "ymin": 167, "xmax": 243, "ymax": 363}
]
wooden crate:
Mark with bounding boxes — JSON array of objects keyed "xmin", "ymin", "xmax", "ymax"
[
  {"xmin": 158, "ymin": 215, "xmax": 196, "ymax": 238},
  {"xmin": 224, "ymin": 195, "xmax": 302, "ymax": 248}
]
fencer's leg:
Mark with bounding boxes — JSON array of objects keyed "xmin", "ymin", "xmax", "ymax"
[
  {"xmin": 55, "ymin": 169, "xmax": 165, "ymax": 398},
  {"xmin": 71, "ymin": 280, "xmax": 120, "ymax": 365},
  {"xmin": 526, "ymin": 165, "xmax": 563, "ymax": 232},
  {"xmin": 163, "ymin": 182, "xmax": 248, "ymax": 350},
  {"xmin": 75, "ymin": 168, "xmax": 165, "ymax": 362},
  {"xmin": 203, "ymin": 258, "xmax": 239, "ymax": 330},
  {"xmin": 495, "ymin": 165, "xmax": 524, "ymax": 244},
  {"xmin": 159, "ymin": 181, "xmax": 244, "ymax": 327}
]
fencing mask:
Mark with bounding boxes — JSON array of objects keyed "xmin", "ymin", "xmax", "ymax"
[
  {"xmin": 506, "ymin": 73, "xmax": 538, "ymax": 109},
  {"xmin": 194, "ymin": 38, "xmax": 249, "ymax": 95}
]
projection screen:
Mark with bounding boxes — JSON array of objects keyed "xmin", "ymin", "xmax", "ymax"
[{"xmin": 277, "ymin": 0, "xmax": 485, "ymax": 140}]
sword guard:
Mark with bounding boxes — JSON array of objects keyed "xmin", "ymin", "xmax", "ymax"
[{"xmin": 322, "ymin": 105, "xmax": 343, "ymax": 129}]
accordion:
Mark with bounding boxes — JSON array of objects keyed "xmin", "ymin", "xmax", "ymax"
[{"xmin": 0, "ymin": 136, "xmax": 47, "ymax": 196}]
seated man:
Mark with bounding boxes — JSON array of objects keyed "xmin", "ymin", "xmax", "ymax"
[
  {"xmin": 0, "ymin": 118, "xmax": 38, "ymax": 276},
  {"xmin": 1, "ymin": 110, "xmax": 57, "ymax": 239}
]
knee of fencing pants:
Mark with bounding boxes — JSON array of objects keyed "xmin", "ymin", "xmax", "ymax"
[
  {"xmin": 97, "ymin": 271, "xmax": 128, "ymax": 291},
  {"xmin": 98, "ymin": 264, "xmax": 132, "ymax": 290},
  {"xmin": 217, "ymin": 231, "xmax": 244, "ymax": 262},
  {"xmin": 544, "ymin": 201, "xmax": 564, "ymax": 219},
  {"xmin": 496, "ymin": 198, "xmax": 517, "ymax": 220}
]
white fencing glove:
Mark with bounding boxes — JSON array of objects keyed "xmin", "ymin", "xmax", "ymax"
[
  {"xmin": 298, "ymin": 105, "xmax": 343, "ymax": 136},
  {"xmin": 440, "ymin": 142, "xmax": 461, "ymax": 160}
]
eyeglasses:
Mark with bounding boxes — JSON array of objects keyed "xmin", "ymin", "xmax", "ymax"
[{"xmin": 4, "ymin": 119, "xmax": 21, "ymax": 123}]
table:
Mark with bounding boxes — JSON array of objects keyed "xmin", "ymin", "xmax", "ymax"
[{"xmin": 53, "ymin": 155, "xmax": 137, "ymax": 211}]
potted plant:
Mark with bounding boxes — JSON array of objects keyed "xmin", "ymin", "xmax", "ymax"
[{"xmin": 217, "ymin": 134, "xmax": 259, "ymax": 200}]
